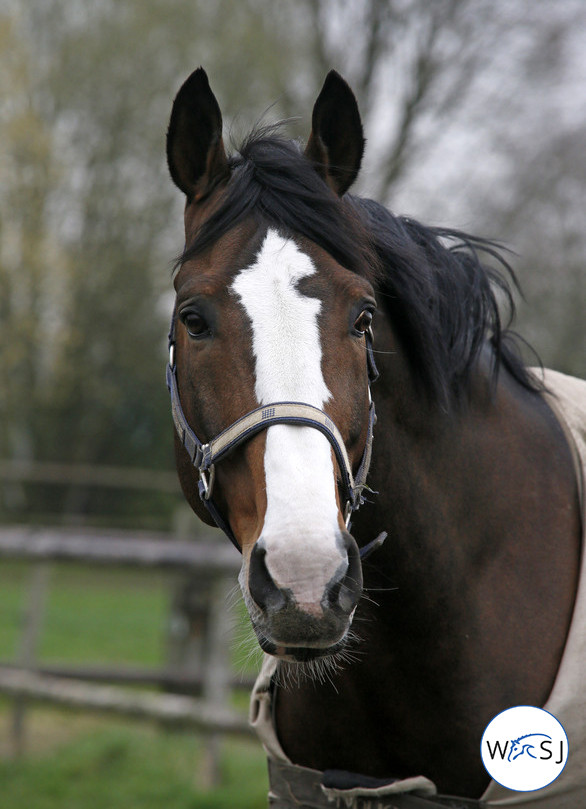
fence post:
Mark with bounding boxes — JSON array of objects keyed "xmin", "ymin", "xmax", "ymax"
[
  {"xmin": 168, "ymin": 508, "xmax": 237, "ymax": 787},
  {"xmin": 200, "ymin": 575, "xmax": 234, "ymax": 787},
  {"xmin": 11, "ymin": 563, "xmax": 50, "ymax": 757}
]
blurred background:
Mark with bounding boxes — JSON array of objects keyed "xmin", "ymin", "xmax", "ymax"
[{"xmin": 0, "ymin": 1, "xmax": 584, "ymax": 807}]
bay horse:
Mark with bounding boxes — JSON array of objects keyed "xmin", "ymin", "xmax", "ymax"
[{"xmin": 165, "ymin": 68, "xmax": 584, "ymax": 807}]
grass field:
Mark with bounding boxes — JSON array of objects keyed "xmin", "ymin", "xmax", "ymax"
[
  {"xmin": 0, "ymin": 560, "xmax": 268, "ymax": 808},
  {"xmin": 0, "ymin": 716, "xmax": 268, "ymax": 809}
]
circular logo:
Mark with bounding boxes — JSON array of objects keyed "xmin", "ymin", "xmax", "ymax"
[{"xmin": 481, "ymin": 706, "xmax": 568, "ymax": 791}]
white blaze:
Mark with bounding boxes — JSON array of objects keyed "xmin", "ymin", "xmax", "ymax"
[{"xmin": 231, "ymin": 230, "xmax": 345, "ymax": 604}]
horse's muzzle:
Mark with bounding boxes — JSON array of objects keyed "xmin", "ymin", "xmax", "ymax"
[{"xmin": 246, "ymin": 532, "xmax": 363, "ymax": 657}]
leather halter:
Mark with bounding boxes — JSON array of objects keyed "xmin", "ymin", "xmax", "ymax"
[{"xmin": 166, "ymin": 313, "xmax": 380, "ymax": 553}]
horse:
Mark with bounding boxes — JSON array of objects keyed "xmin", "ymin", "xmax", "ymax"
[{"xmin": 165, "ymin": 68, "xmax": 584, "ymax": 807}]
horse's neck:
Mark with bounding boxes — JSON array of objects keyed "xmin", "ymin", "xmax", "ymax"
[
  {"xmin": 364, "ymin": 329, "xmax": 579, "ymax": 658},
  {"xmin": 366, "ymin": 313, "xmax": 578, "ymax": 570}
]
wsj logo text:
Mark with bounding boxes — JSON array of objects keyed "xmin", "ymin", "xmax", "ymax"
[{"xmin": 484, "ymin": 733, "xmax": 565, "ymax": 766}]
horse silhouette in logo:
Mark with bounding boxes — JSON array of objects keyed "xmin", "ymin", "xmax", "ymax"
[{"xmin": 508, "ymin": 733, "xmax": 552, "ymax": 762}]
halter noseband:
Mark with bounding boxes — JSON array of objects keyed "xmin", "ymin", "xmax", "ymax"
[{"xmin": 166, "ymin": 314, "xmax": 380, "ymax": 554}]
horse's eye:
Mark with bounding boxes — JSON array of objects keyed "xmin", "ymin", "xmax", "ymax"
[
  {"xmin": 354, "ymin": 309, "xmax": 373, "ymax": 336},
  {"xmin": 181, "ymin": 311, "xmax": 211, "ymax": 339}
]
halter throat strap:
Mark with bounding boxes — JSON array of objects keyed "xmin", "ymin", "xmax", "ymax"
[{"xmin": 166, "ymin": 315, "xmax": 379, "ymax": 553}]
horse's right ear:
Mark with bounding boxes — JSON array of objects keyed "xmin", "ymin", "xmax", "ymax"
[{"xmin": 166, "ymin": 68, "xmax": 229, "ymax": 202}]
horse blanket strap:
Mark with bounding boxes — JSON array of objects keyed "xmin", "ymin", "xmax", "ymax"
[
  {"xmin": 267, "ymin": 759, "xmax": 486, "ymax": 809},
  {"xmin": 166, "ymin": 313, "xmax": 379, "ymax": 552}
]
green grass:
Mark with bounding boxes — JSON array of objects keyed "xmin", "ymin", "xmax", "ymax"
[
  {"xmin": 0, "ymin": 719, "xmax": 268, "ymax": 809},
  {"xmin": 0, "ymin": 562, "xmax": 177, "ymax": 665},
  {"xmin": 0, "ymin": 559, "xmax": 267, "ymax": 808},
  {"xmin": 40, "ymin": 567, "xmax": 170, "ymax": 665}
]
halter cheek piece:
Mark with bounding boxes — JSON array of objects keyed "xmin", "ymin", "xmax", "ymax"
[{"xmin": 166, "ymin": 314, "xmax": 383, "ymax": 556}]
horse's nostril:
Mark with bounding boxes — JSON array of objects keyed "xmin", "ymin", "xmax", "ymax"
[
  {"xmin": 326, "ymin": 534, "xmax": 363, "ymax": 616},
  {"xmin": 323, "ymin": 576, "xmax": 354, "ymax": 614},
  {"xmin": 248, "ymin": 542, "xmax": 287, "ymax": 612},
  {"xmin": 337, "ymin": 581, "xmax": 357, "ymax": 614}
]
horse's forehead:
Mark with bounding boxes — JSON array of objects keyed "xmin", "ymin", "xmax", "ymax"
[
  {"xmin": 230, "ymin": 231, "xmax": 324, "ymax": 334},
  {"xmin": 175, "ymin": 217, "xmax": 265, "ymax": 288},
  {"xmin": 229, "ymin": 230, "xmax": 360, "ymax": 324},
  {"xmin": 175, "ymin": 224, "xmax": 370, "ymax": 309},
  {"xmin": 230, "ymin": 230, "xmax": 369, "ymax": 300},
  {"xmin": 237, "ymin": 230, "xmax": 317, "ymax": 285},
  {"xmin": 176, "ymin": 231, "xmax": 311, "ymax": 295}
]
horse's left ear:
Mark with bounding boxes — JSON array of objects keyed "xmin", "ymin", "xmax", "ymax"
[
  {"xmin": 166, "ymin": 67, "xmax": 229, "ymax": 202},
  {"xmin": 305, "ymin": 71, "xmax": 365, "ymax": 196}
]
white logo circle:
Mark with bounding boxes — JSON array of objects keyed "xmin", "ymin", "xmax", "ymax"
[{"xmin": 481, "ymin": 706, "xmax": 568, "ymax": 791}]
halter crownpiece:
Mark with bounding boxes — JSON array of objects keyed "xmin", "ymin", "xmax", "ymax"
[{"xmin": 166, "ymin": 313, "xmax": 383, "ymax": 554}]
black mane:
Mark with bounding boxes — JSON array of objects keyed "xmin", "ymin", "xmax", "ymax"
[{"xmin": 178, "ymin": 128, "xmax": 539, "ymax": 408}]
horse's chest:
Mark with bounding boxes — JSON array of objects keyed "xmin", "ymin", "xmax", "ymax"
[{"xmin": 274, "ymin": 681, "xmax": 401, "ymax": 775}]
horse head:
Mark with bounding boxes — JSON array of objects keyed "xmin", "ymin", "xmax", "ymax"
[{"xmin": 166, "ymin": 68, "xmax": 378, "ymax": 662}]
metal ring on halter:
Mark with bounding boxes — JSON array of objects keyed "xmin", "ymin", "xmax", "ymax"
[
  {"xmin": 344, "ymin": 501, "xmax": 352, "ymax": 528},
  {"xmin": 199, "ymin": 465, "xmax": 215, "ymax": 500}
]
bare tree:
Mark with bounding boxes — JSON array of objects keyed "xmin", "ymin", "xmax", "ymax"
[{"xmin": 295, "ymin": 0, "xmax": 494, "ymax": 201}]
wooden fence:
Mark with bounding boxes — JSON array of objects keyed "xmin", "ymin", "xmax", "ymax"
[{"xmin": 0, "ymin": 525, "xmax": 255, "ymax": 781}]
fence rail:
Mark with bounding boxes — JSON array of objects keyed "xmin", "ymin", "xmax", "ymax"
[
  {"xmin": 0, "ymin": 668, "xmax": 253, "ymax": 736},
  {"xmin": 0, "ymin": 459, "xmax": 180, "ymax": 493},
  {"xmin": 0, "ymin": 662, "xmax": 256, "ymax": 691},
  {"xmin": 0, "ymin": 526, "xmax": 240, "ymax": 571}
]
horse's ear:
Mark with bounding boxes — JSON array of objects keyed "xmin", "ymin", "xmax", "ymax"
[
  {"xmin": 166, "ymin": 68, "xmax": 229, "ymax": 202},
  {"xmin": 305, "ymin": 71, "xmax": 365, "ymax": 196}
]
